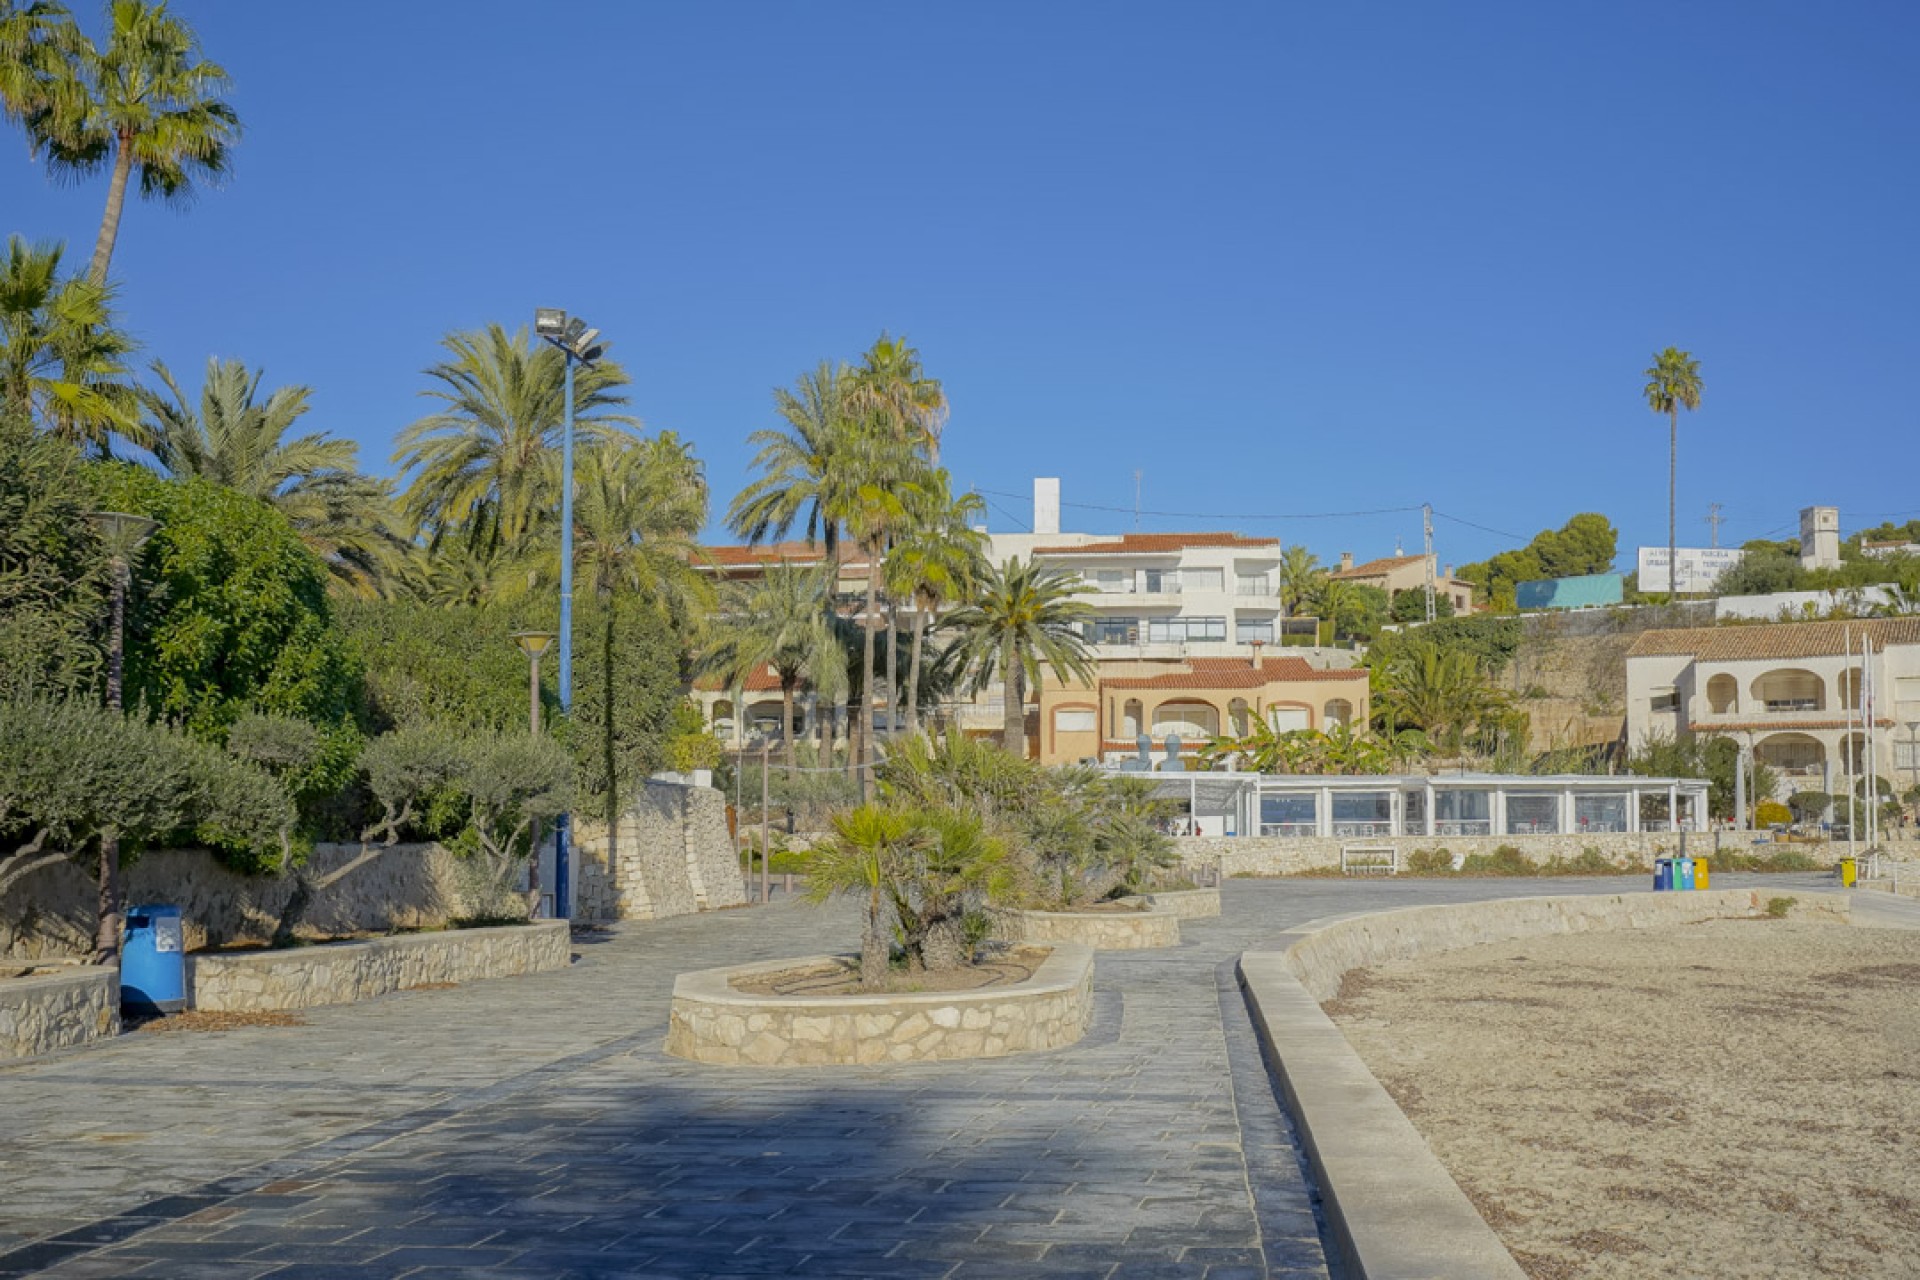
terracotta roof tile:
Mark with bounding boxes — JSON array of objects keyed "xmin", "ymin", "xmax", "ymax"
[
  {"xmin": 1031, "ymin": 532, "xmax": 1279, "ymax": 556},
  {"xmin": 699, "ymin": 542, "xmax": 872, "ymax": 572},
  {"xmin": 1330, "ymin": 553, "xmax": 1428, "ymax": 578},
  {"xmin": 1627, "ymin": 618, "xmax": 1920, "ymax": 662},
  {"xmin": 692, "ymin": 664, "xmax": 787, "ymax": 693}
]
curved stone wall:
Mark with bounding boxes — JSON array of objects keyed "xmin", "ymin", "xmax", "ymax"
[
  {"xmin": 1137, "ymin": 888, "xmax": 1221, "ymax": 919},
  {"xmin": 0, "ymin": 966, "xmax": 118, "ymax": 1060},
  {"xmin": 188, "ymin": 920, "xmax": 571, "ymax": 1012},
  {"xmin": 666, "ymin": 943, "xmax": 1094, "ymax": 1067},
  {"xmin": 994, "ymin": 906, "xmax": 1181, "ymax": 950}
]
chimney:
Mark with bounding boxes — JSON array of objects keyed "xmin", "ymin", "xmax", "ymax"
[
  {"xmin": 1339, "ymin": 551, "xmax": 1354, "ymax": 572},
  {"xmin": 1033, "ymin": 477, "xmax": 1061, "ymax": 537},
  {"xmin": 1443, "ymin": 564, "xmax": 1454, "ymax": 579},
  {"xmin": 1248, "ymin": 639, "xmax": 1264, "ymax": 670}
]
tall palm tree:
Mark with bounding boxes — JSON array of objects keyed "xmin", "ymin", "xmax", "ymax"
[
  {"xmin": 839, "ymin": 433, "xmax": 922, "ymax": 789},
  {"xmin": 1374, "ymin": 641, "xmax": 1498, "ymax": 757},
  {"xmin": 850, "ymin": 332, "xmax": 948, "ymax": 460},
  {"xmin": 0, "ymin": 235, "xmax": 138, "ymax": 450},
  {"xmin": 0, "ymin": 2, "xmax": 68, "ymax": 125},
  {"xmin": 700, "ymin": 562, "xmax": 843, "ymax": 767},
  {"xmin": 886, "ymin": 472, "xmax": 986, "ymax": 733},
  {"xmin": 1277, "ymin": 544, "xmax": 1324, "ymax": 617},
  {"xmin": 141, "ymin": 356, "xmax": 401, "ymax": 593},
  {"xmin": 11, "ymin": 0, "xmax": 240, "ymax": 283},
  {"xmin": 1644, "ymin": 347, "xmax": 1703, "ymax": 599},
  {"xmin": 946, "ymin": 556, "xmax": 1096, "ymax": 754},
  {"xmin": 393, "ymin": 324, "xmax": 635, "ymax": 555},
  {"xmin": 728, "ymin": 361, "xmax": 856, "ymax": 556},
  {"xmin": 567, "ymin": 435, "xmax": 711, "ymax": 832}
]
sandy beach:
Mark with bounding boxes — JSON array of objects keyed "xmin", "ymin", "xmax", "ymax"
[{"xmin": 1326, "ymin": 918, "xmax": 1920, "ymax": 1278}]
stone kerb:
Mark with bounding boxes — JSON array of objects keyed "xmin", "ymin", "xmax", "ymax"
[
  {"xmin": 1238, "ymin": 888, "xmax": 1853, "ymax": 1279},
  {"xmin": 188, "ymin": 920, "xmax": 571, "ymax": 1013},
  {"xmin": 0, "ymin": 966, "xmax": 119, "ymax": 1061},
  {"xmin": 994, "ymin": 905, "xmax": 1182, "ymax": 949},
  {"xmin": 665, "ymin": 943, "xmax": 1095, "ymax": 1067}
]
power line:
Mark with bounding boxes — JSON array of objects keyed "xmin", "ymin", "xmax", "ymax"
[
  {"xmin": 1429, "ymin": 510, "xmax": 1530, "ymax": 544},
  {"xmin": 973, "ymin": 487, "xmax": 1424, "ymax": 523}
]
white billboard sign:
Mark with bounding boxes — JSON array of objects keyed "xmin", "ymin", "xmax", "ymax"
[{"xmin": 1636, "ymin": 546, "xmax": 1745, "ymax": 594}]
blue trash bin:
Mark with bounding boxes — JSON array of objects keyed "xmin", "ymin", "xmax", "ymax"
[
  {"xmin": 1674, "ymin": 858, "xmax": 1694, "ymax": 891},
  {"xmin": 1653, "ymin": 858, "xmax": 1674, "ymax": 891},
  {"xmin": 122, "ymin": 904, "xmax": 185, "ymax": 1014}
]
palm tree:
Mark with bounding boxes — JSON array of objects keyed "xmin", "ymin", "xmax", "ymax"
[
  {"xmin": 1644, "ymin": 347, "xmax": 1703, "ymax": 599},
  {"xmin": 567, "ymin": 436, "xmax": 711, "ymax": 833},
  {"xmin": 393, "ymin": 324, "xmax": 636, "ymax": 555},
  {"xmin": 728, "ymin": 361, "xmax": 857, "ymax": 554},
  {"xmin": 803, "ymin": 803, "xmax": 921, "ymax": 987},
  {"xmin": 0, "ymin": 3, "xmax": 67, "ymax": 126},
  {"xmin": 141, "ymin": 356, "xmax": 401, "ymax": 591},
  {"xmin": 1277, "ymin": 545, "xmax": 1324, "ymax": 617},
  {"xmin": 886, "ymin": 473, "xmax": 986, "ymax": 734},
  {"xmin": 12, "ymin": 0, "xmax": 241, "ymax": 283},
  {"xmin": 699, "ymin": 562, "xmax": 841, "ymax": 767},
  {"xmin": 1374, "ymin": 641, "xmax": 1499, "ymax": 758},
  {"xmin": 946, "ymin": 556, "xmax": 1096, "ymax": 754},
  {"xmin": 850, "ymin": 332, "xmax": 948, "ymax": 460},
  {"xmin": 0, "ymin": 235, "xmax": 138, "ymax": 449}
]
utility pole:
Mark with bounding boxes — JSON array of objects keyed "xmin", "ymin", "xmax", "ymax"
[
  {"xmin": 1706, "ymin": 502, "xmax": 1725, "ymax": 549},
  {"xmin": 760, "ymin": 740, "xmax": 772, "ymax": 904},
  {"xmin": 1133, "ymin": 469, "xmax": 1142, "ymax": 531},
  {"xmin": 1421, "ymin": 503, "xmax": 1437, "ymax": 624}
]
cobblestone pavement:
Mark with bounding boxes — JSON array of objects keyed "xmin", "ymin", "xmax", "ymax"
[{"xmin": 0, "ymin": 875, "xmax": 1840, "ymax": 1278}]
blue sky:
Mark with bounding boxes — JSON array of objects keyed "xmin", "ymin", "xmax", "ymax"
[{"xmin": 7, "ymin": 1, "xmax": 1917, "ymax": 570}]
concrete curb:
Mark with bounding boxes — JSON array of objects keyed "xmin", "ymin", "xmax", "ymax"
[{"xmin": 1239, "ymin": 887, "xmax": 1853, "ymax": 1278}]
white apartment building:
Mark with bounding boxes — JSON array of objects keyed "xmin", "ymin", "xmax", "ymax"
[
  {"xmin": 988, "ymin": 479, "xmax": 1309, "ymax": 661},
  {"xmin": 1625, "ymin": 618, "xmax": 1920, "ymax": 798}
]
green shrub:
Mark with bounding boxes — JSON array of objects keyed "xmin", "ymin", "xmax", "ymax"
[
  {"xmin": 1404, "ymin": 847, "xmax": 1456, "ymax": 875},
  {"xmin": 1766, "ymin": 896, "xmax": 1796, "ymax": 918},
  {"xmin": 1461, "ymin": 844, "xmax": 1539, "ymax": 876},
  {"xmin": 1754, "ymin": 800, "xmax": 1793, "ymax": 828},
  {"xmin": 1541, "ymin": 847, "xmax": 1619, "ymax": 876},
  {"xmin": 0, "ymin": 417, "xmax": 108, "ymax": 700}
]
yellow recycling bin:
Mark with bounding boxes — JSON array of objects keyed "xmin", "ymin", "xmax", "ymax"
[
  {"xmin": 1840, "ymin": 857, "xmax": 1857, "ymax": 887},
  {"xmin": 1693, "ymin": 858, "xmax": 1709, "ymax": 890}
]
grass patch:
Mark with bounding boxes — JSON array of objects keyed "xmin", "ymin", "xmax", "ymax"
[{"xmin": 1766, "ymin": 896, "xmax": 1797, "ymax": 919}]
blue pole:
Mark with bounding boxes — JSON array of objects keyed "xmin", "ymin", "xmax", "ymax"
[{"xmin": 554, "ymin": 352, "xmax": 576, "ymax": 919}]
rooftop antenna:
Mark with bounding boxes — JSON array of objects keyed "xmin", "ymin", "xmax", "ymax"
[
  {"xmin": 1133, "ymin": 469, "xmax": 1142, "ymax": 530},
  {"xmin": 1706, "ymin": 502, "xmax": 1725, "ymax": 548}
]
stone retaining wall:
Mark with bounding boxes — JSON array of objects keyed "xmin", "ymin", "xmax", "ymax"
[
  {"xmin": 1138, "ymin": 887, "xmax": 1221, "ymax": 919},
  {"xmin": 994, "ymin": 906, "xmax": 1181, "ymax": 950},
  {"xmin": 1, "ymin": 842, "xmax": 505, "ymax": 960},
  {"xmin": 188, "ymin": 920, "xmax": 571, "ymax": 1012},
  {"xmin": 1278, "ymin": 888, "xmax": 1851, "ymax": 1003},
  {"xmin": 1177, "ymin": 831, "xmax": 1885, "ymax": 878},
  {"xmin": 0, "ymin": 966, "xmax": 119, "ymax": 1060},
  {"xmin": 573, "ymin": 779, "xmax": 746, "ymax": 922},
  {"xmin": 665, "ymin": 944, "xmax": 1095, "ymax": 1066}
]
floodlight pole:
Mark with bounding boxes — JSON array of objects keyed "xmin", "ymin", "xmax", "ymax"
[{"xmin": 555, "ymin": 350, "xmax": 578, "ymax": 918}]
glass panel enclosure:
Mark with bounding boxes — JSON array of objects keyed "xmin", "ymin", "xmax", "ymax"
[
  {"xmin": 1260, "ymin": 793, "xmax": 1317, "ymax": 837},
  {"xmin": 1573, "ymin": 794, "xmax": 1628, "ymax": 833},
  {"xmin": 1403, "ymin": 789, "xmax": 1427, "ymax": 835},
  {"xmin": 1506, "ymin": 794, "xmax": 1559, "ymax": 834},
  {"xmin": 1332, "ymin": 791, "xmax": 1393, "ymax": 837},
  {"xmin": 1434, "ymin": 789, "xmax": 1491, "ymax": 836}
]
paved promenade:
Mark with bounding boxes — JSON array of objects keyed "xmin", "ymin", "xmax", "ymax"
[{"xmin": 0, "ymin": 875, "xmax": 1841, "ymax": 1279}]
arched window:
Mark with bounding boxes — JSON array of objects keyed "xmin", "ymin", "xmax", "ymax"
[
  {"xmin": 1751, "ymin": 669, "xmax": 1825, "ymax": 712},
  {"xmin": 1324, "ymin": 698, "xmax": 1354, "ymax": 727},
  {"xmin": 1705, "ymin": 674, "xmax": 1737, "ymax": 714}
]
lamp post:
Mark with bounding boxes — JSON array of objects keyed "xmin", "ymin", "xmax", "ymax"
[
  {"xmin": 88, "ymin": 510, "xmax": 157, "ymax": 964},
  {"xmin": 510, "ymin": 630, "xmax": 556, "ymax": 916},
  {"xmin": 533, "ymin": 309, "xmax": 606, "ymax": 920}
]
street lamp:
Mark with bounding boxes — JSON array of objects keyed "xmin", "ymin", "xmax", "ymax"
[
  {"xmin": 510, "ymin": 631, "xmax": 556, "ymax": 735},
  {"xmin": 87, "ymin": 510, "xmax": 156, "ymax": 964},
  {"xmin": 534, "ymin": 308, "xmax": 609, "ymax": 920}
]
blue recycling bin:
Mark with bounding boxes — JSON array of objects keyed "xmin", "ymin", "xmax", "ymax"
[
  {"xmin": 1674, "ymin": 858, "xmax": 1695, "ymax": 891},
  {"xmin": 122, "ymin": 903, "xmax": 185, "ymax": 1014},
  {"xmin": 1653, "ymin": 858, "xmax": 1673, "ymax": 891}
]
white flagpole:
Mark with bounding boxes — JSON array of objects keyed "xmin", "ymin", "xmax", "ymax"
[{"xmin": 1847, "ymin": 628, "xmax": 1857, "ymax": 866}]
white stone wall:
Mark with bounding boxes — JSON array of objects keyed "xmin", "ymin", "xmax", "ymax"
[
  {"xmin": 666, "ymin": 944, "xmax": 1095, "ymax": 1066},
  {"xmin": 573, "ymin": 780, "xmax": 746, "ymax": 922},
  {"xmin": 1, "ymin": 842, "xmax": 505, "ymax": 960},
  {"xmin": 1174, "ymin": 831, "xmax": 1880, "ymax": 878},
  {"xmin": 0, "ymin": 966, "xmax": 119, "ymax": 1060},
  {"xmin": 187, "ymin": 920, "xmax": 570, "ymax": 1012}
]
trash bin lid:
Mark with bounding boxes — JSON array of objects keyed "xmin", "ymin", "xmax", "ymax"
[{"xmin": 127, "ymin": 903, "xmax": 181, "ymax": 917}]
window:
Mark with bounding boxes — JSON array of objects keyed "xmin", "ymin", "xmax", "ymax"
[
  {"xmin": 1506, "ymin": 794, "xmax": 1559, "ymax": 835},
  {"xmin": 1236, "ymin": 572, "xmax": 1273, "ymax": 597},
  {"xmin": 1182, "ymin": 567, "xmax": 1224, "ymax": 594},
  {"xmin": 1141, "ymin": 568, "xmax": 1176, "ymax": 594},
  {"xmin": 1236, "ymin": 618, "xmax": 1275, "ymax": 644},
  {"xmin": 1053, "ymin": 708, "xmax": 1097, "ymax": 733},
  {"xmin": 1091, "ymin": 568, "xmax": 1130, "ymax": 594},
  {"xmin": 1332, "ymin": 791, "xmax": 1392, "ymax": 836},
  {"xmin": 1268, "ymin": 706, "xmax": 1310, "ymax": 731},
  {"xmin": 1084, "ymin": 617, "xmax": 1139, "ymax": 645},
  {"xmin": 1897, "ymin": 740, "xmax": 1920, "ymax": 771},
  {"xmin": 1650, "ymin": 688, "xmax": 1679, "ymax": 713},
  {"xmin": 1146, "ymin": 616, "xmax": 1226, "ymax": 643},
  {"xmin": 1897, "ymin": 677, "xmax": 1920, "ymax": 707},
  {"xmin": 1260, "ymin": 792, "xmax": 1317, "ymax": 835},
  {"xmin": 1574, "ymin": 794, "xmax": 1629, "ymax": 833}
]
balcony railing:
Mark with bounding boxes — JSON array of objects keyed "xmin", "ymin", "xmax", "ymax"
[
  {"xmin": 1433, "ymin": 820, "xmax": 1492, "ymax": 837},
  {"xmin": 1333, "ymin": 821, "xmax": 1393, "ymax": 838},
  {"xmin": 1259, "ymin": 822, "xmax": 1319, "ymax": 838}
]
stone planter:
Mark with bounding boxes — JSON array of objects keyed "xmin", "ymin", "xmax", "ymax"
[
  {"xmin": 1133, "ymin": 887, "xmax": 1221, "ymax": 920},
  {"xmin": 995, "ymin": 904, "xmax": 1182, "ymax": 950},
  {"xmin": 187, "ymin": 919, "xmax": 570, "ymax": 1012},
  {"xmin": 666, "ymin": 943, "xmax": 1094, "ymax": 1067},
  {"xmin": 0, "ymin": 966, "xmax": 119, "ymax": 1060}
]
